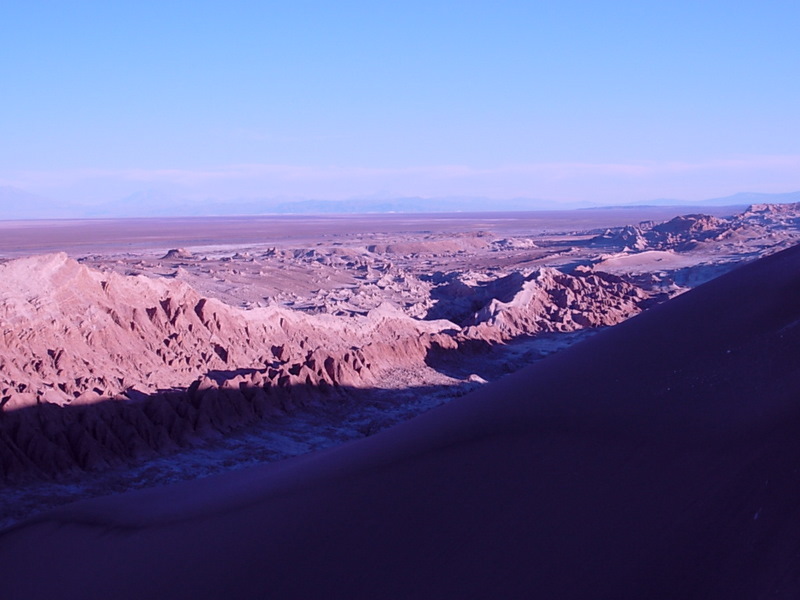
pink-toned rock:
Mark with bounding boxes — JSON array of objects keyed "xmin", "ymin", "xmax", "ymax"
[
  {"xmin": 0, "ymin": 254, "xmax": 469, "ymax": 480},
  {"xmin": 462, "ymin": 267, "xmax": 646, "ymax": 342}
]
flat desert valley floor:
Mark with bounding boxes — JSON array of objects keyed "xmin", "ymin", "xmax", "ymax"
[{"xmin": 1, "ymin": 203, "xmax": 799, "ymax": 528}]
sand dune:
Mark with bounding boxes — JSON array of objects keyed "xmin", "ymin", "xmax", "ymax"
[{"xmin": 2, "ymin": 237, "xmax": 799, "ymax": 598}]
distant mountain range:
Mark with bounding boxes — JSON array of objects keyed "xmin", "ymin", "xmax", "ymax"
[
  {"xmin": 0, "ymin": 186, "xmax": 78, "ymax": 219},
  {"xmin": 703, "ymin": 190, "xmax": 800, "ymax": 206},
  {"xmin": 1, "ymin": 186, "xmax": 799, "ymax": 220},
  {"xmin": 628, "ymin": 191, "xmax": 800, "ymax": 208}
]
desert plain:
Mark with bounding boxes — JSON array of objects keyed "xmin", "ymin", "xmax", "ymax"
[{"xmin": 1, "ymin": 202, "xmax": 800, "ymax": 598}]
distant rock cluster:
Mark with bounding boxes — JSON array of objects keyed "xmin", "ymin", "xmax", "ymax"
[
  {"xmin": 593, "ymin": 214, "xmax": 732, "ymax": 252},
  {"xmin": 592, "ymin": 205, "xmax": 800, "ymax": 255},
  {"xmin": 460, "ymin": 267, "xmax": 647, "ymax": 342}
]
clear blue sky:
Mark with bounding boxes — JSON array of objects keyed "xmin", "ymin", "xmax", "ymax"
[{"xmin": 2, "ymin": 1, "xmax": 799, "ymax": 208}]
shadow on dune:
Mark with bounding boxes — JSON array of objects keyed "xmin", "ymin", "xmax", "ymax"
[
  {"xmin": 1, "ymin": 329, "xmax": 598, "ymax": 487},
  {"xmin": 0, "ymin": 375, "xmax": 484, "ymax": 487},
  {"xmin": 425, "ymin": 333, "xmax": 581, "ymax": 381}
]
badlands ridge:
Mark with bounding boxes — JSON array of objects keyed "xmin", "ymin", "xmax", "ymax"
[{"xmin": 0, "ymin": 253, "xmax": 642, "ymax": 480}]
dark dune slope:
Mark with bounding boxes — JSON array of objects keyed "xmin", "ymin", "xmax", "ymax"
[{"xmin": 3, "ymin": 244, "xmax": 800, "ymax": 599}]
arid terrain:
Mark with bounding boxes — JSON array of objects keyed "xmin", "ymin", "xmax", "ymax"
[
  {"xmin": 1, "ymin": 204, "xmax": 799, "ymax": 529},
  {"xmin": 1, "ymin": 202, "xmax": 800, "ymax": 598},
  {"xmin": 0, "ymin": 203, "xmax": 796, "ymax": 531}
]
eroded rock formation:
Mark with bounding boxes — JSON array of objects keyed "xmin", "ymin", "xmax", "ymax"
[
  {"xmin": 0, "ymin": 251, "xmax": 653, "ymax": 481},
  {"xmin": 460, "ymin": 267, "xmax": 648, "ymax": 342}
]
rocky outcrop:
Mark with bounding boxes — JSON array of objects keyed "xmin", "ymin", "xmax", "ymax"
[
  {"xmin": 424, "ymin": 266, "xmax": 647, "ymax": 343},
  {"xmin": 739, "ymin": 202, "xmax": 800, "ymax": 225},
  {"xmin": 0, "ymin": 254, "xmax": 459, "ymax": 409},
  {"xmin": 646, "ymin": 214, "xmax": 731, "ymax": 249},
  {"xmin": 0, "ymin": 254, "xmax": 461, "ymax": 480},
  {"xmin": 593, "ymin": 225, "xmax": 648, "ymax": 251},
  {"xmin": 461, "ymin": 267, "xmax": 647, "ymax": 342},
  {"xmin": 593, "ymin": 214, "xmax": 734, "ymax": 252},
  {"xmin": 162, "ymin": 248, "xmax": 194, "ymax": 260}
]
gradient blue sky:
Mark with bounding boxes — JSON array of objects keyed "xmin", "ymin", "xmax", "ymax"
[{"xmin": 2, "ymin": 1, "xmax": 799, "ymax": 208}]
